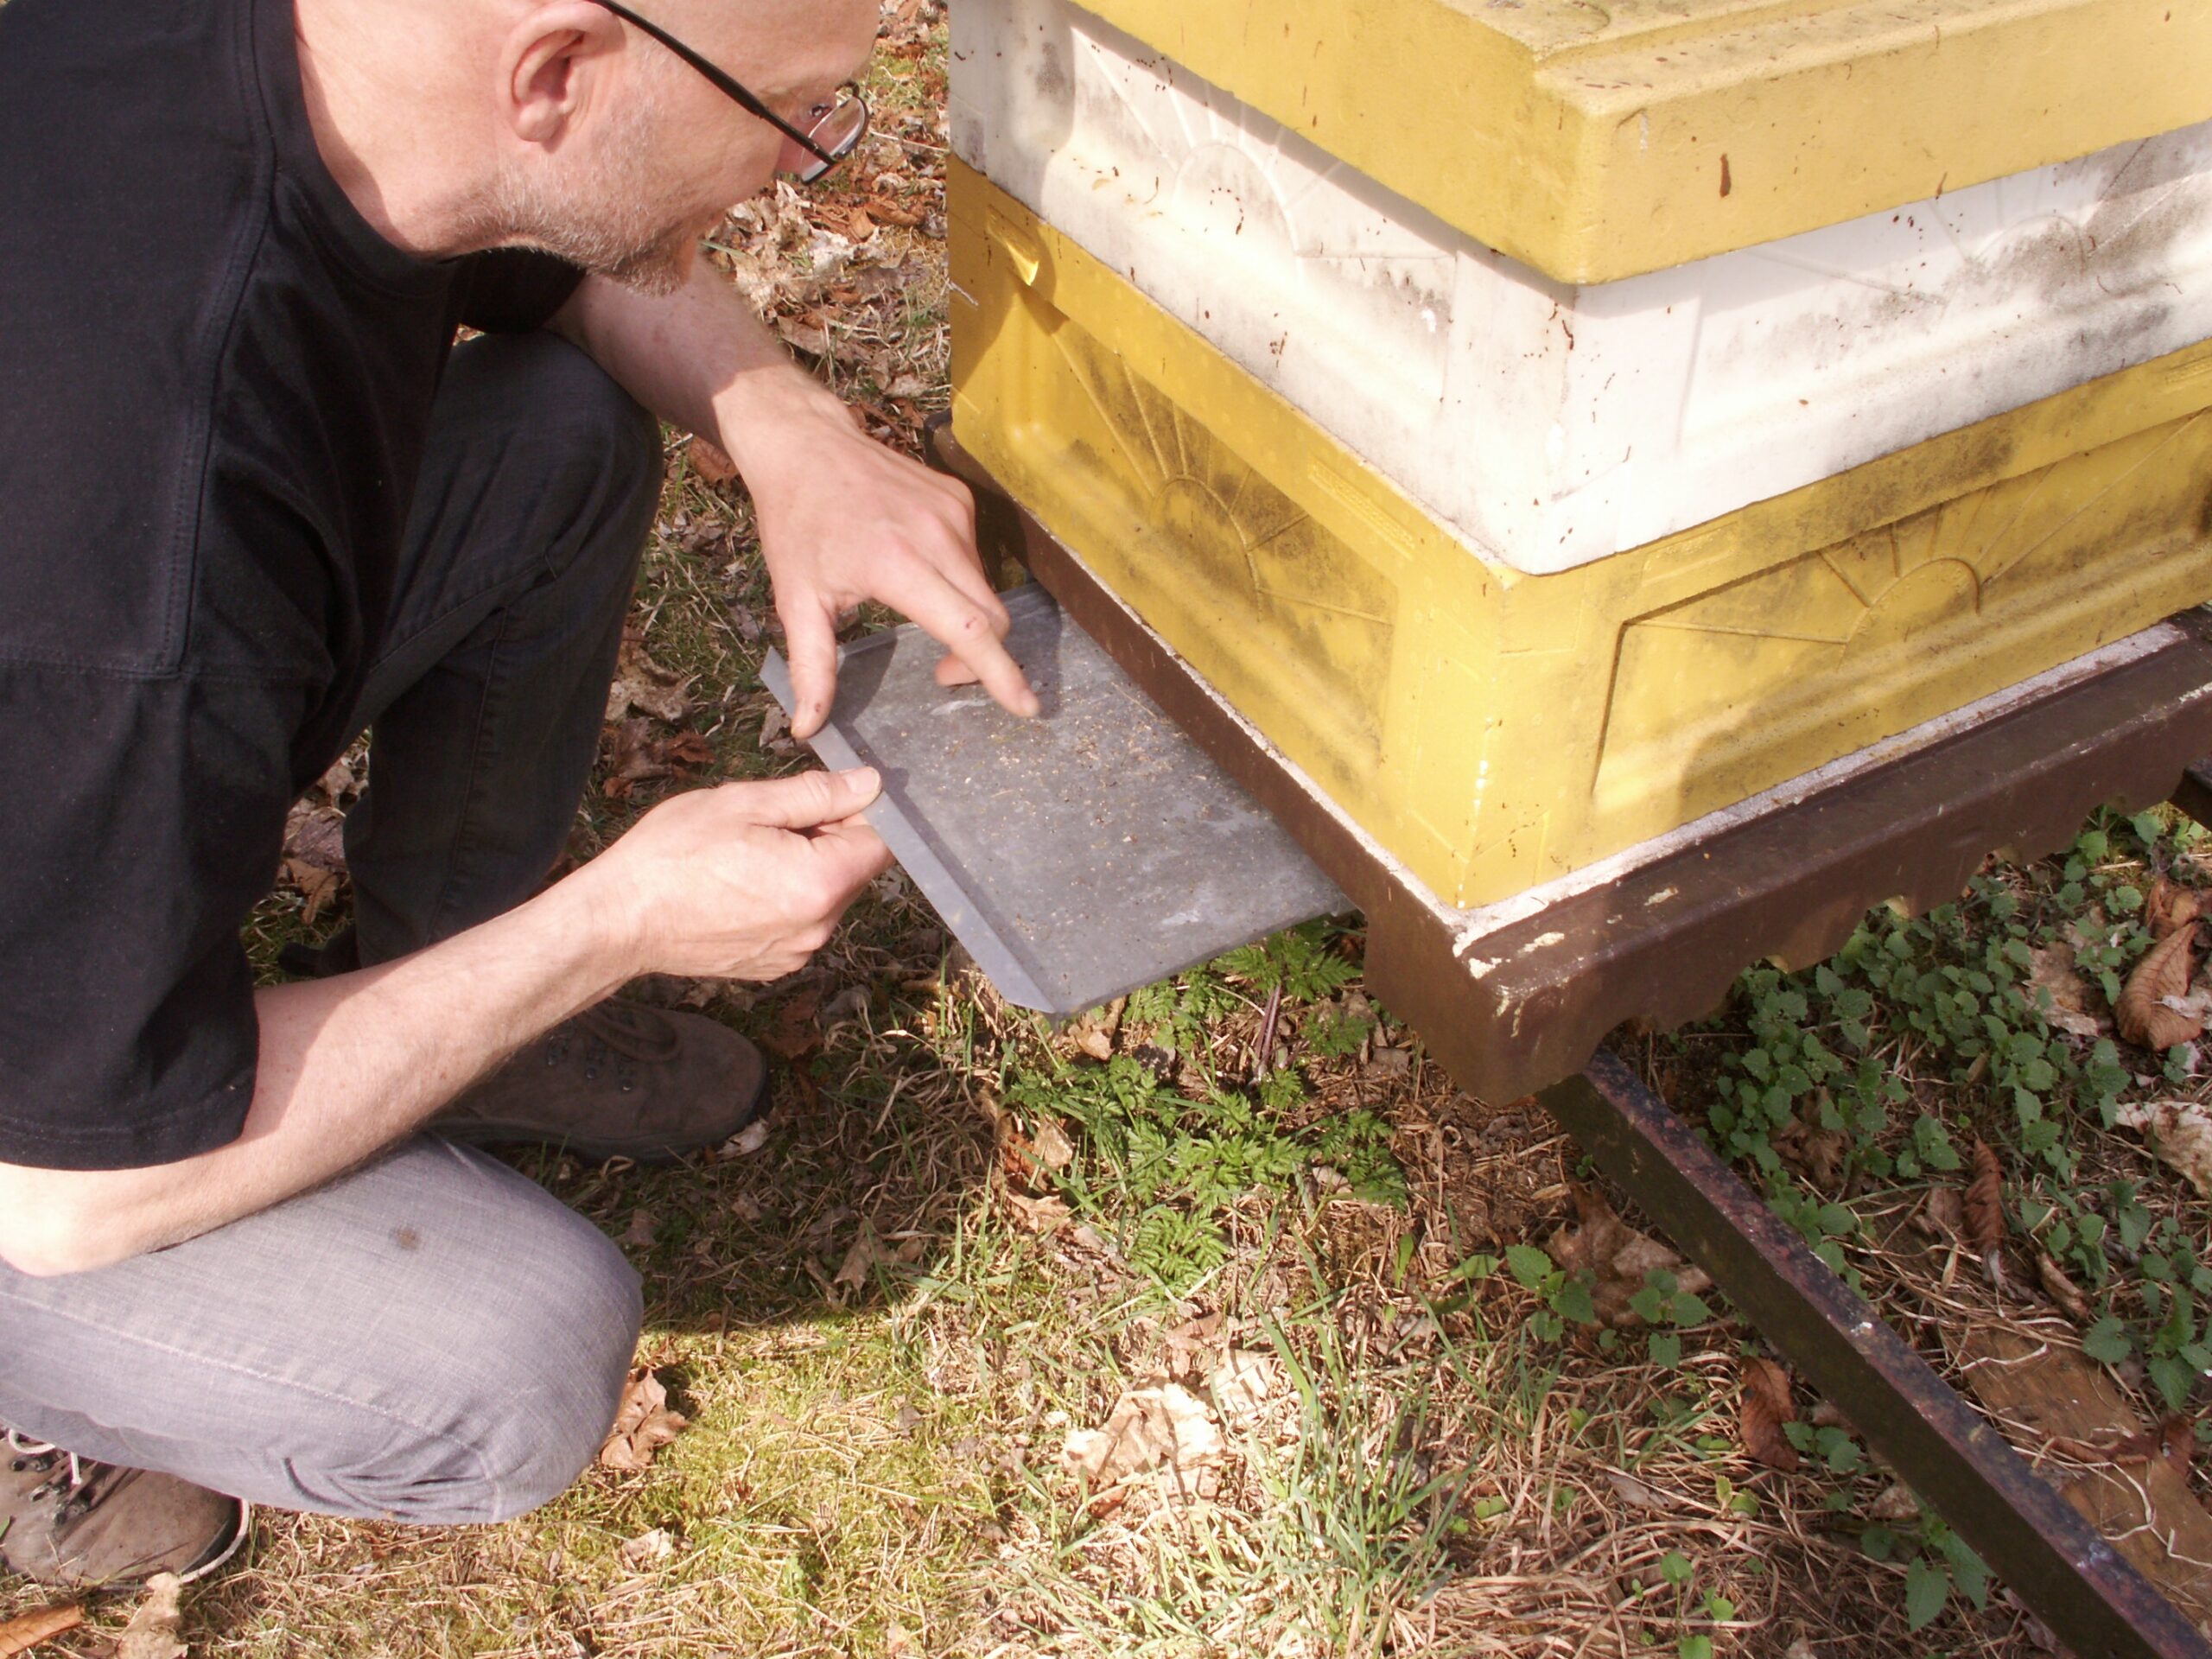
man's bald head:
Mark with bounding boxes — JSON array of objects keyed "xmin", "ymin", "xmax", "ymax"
[{"xmin": 295, "ymin": 0, "xmax": 880, "ymax": 287}]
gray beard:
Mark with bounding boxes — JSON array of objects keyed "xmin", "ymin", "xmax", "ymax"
[
  {"xmin": 471, "ymin": 97, "xmax": 698, "ymax": 295},
  {"xmin": 485, "ymin": 204, "xmax": 696, "ymax": 296}
]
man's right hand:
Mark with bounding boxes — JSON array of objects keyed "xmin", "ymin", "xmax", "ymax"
[{"xmin": 582, "ymin": 766, "xmax": 893, "ymax": 982}]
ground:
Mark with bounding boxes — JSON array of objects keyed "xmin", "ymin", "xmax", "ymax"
[{"xmin": 6, "ymin": 4, "xmax": 2210, "ymax": 1655}]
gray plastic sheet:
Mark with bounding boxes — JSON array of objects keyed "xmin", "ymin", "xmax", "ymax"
[{"xmin": 762, "ymin": 585, "xmax": 1347, "ymax": 1014}]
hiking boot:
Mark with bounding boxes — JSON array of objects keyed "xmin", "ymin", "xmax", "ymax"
[
  {"xmin": 276, "ymin": 924, "xmax": 359, "ymax": 981},
  {"xmin": 432, "ymin": 1001, "xmax": 766, "ymax": 1164},
  {"xmin": 1, "ymin": 1433, "xmax": 246, "ymax": 1589}
]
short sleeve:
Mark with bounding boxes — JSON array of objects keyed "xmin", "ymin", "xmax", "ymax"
[
  {"xmin": 0, "ymin": 663, "xmax": 300, "ymax": 1170},
  {"xmin": 457, "ymin": 249, "xmax": 588, "ymax": 335}
]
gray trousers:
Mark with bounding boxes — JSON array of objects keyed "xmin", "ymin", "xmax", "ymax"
[{"xmin": 0, "ymin": 334, "xmax": 660, "ymax": 1523}]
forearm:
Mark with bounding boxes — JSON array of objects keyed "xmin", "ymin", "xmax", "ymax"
[
  {"xmin": 550, "ymin": 264, "xmax": 847, "ymax": 482},
  {"xmin": 0, "ymin": 865, "xmax": 644, "ymax": 1275}
]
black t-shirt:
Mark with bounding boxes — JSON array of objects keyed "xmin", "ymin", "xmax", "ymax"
[{"xmin": 0, "ymin": 0, "xmax": 585, "ymax": 1169}]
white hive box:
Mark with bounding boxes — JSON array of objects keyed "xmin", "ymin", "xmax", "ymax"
[{"xmin": 948, "ymin": 0, "xmax": 2212, "ymax": 575}]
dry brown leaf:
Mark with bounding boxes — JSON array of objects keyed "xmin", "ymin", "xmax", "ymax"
[
  {"xmin": 2113, "ymin": 1098, "xmax": 2212, "ymax": 1197},
  {"xmin": 763, "ymin": 988, "xmax": 823, "ymax": 1060},
  {"xmin": 598, "ymin": 1368, "xmax": 688, "ymax": 1472},
  {"xmin": 1604, "ymin": 1469, "xmax": 1675, "ymax": 1514},
  {"xmin": 1029, "ymin": 1117, "xmax": 1074, "ymax": 1170},
  {"xmin": 664, "ymin": 730, "xmax": 715, "ymax": 771},
  {"xmin": 115, "ymin": 1573, "xmax": 185, "ymax": 1659},
  {"xmin": 1063, "ymin": 998, "xmax": 1124, "ymax": 1063},
  {"xmin": 1060, "ymin": 1381, "xmax": 1224, "ymax": 1485},
  {"xmin": 617, "ymin": 1527, "xmax": 677, "ymax": 1570},
  {"xmin": 2028, "ymin": 944, "xmax": 2109, "ymax": 1039},
  {"xmin": 1948, "ymin": 1303, "xmax": 2212, "ymax": 1627},
  {"xmin": 283, "ymin": 804, "xmax": 346, "ymax": 871},
  {"xmin": 1963, "ymin": 1140, "xmax": 2005, "ymax": 1255},
  {"xmin": 1916, "ymin": 1185, "xmax": 1966, "ymax": 1241},
  {"xmin": 2148, "ymin": 877, "xmax": 2204, "ymax": 938},
  {"xmin": 1866, "ymin": 1482, "xmax": 1921, "ymax": 1523},
  {"xmin": 1002, "ymin": 1191, "xmax": 1071, "ymax": 1233},
  {"xmin": 718, "ymin": 1119, "xmax": 771, "ymax": 1158},
  {"xmin": 284, "ymin": 858, "xmax": 344, "ymax": 926},
  {"xmin": 688, "ymin": 436, "xmax": 739, "ymax": 484},
  {"xmin": 1207, "ymin": 1349, "xmax": 1280, "ymax": 1427},
  {"xmin": 832, "ymin": 1219, "xmax": 892, "ymax": 1296},
  {"xmin": 2117, "ymin": 922, "xmax": 2202, "ymax": 1050},
  {"xmin": 1773, "ymin": 1113, "xmax": 1847, "ymax": 1191},
  {"xmin": 603, "ymin": 632, "xmax": 692, "ymax": 726},
  {"xmin": 2037, "ymin": 1250, "xmax": 2093, "ymax": 1323},
  {"xmin": 1740, "ymin": 1357, "xmax": 1800, "ymax": 1471},
  {"xmin": 1542, "ymin": 1184, "xmax": 1712, "ymax": 1326},
  {"xmin": 0, "ymin": 1604, "xmax": 84, "ymax": 1658}
]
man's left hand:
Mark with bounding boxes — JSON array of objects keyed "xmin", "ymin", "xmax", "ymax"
[
  {"xmin": 551, "ymin": 266, "xmax": 1041, "ymax": 739},
  {"xmin": 748, "ymin": 402, "xmax": 1039, "ymax": 740}
]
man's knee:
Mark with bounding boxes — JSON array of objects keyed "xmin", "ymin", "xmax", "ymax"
[
  {"xmin": 349, "ymin": 1198, "xmax": 644, "ymax": 1524},
  {"xmin": 474, "ymin": 1211, "xmax": 641, "ymax": 1521}
]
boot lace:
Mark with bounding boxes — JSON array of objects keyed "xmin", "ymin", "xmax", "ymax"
[
  {"xmin": 6, "ymin": 1427, "xmax": 252, "ymax": 1583},
  {"xmin": 537, "ymin": 1001, "xmax": 680, "ymax": 1096}
]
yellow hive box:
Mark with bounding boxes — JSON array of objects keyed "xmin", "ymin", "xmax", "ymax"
[
  {"xmin": 949, "ymin": 166, "xmax": 2212, "ymax": 909},
  {"xmin": 1070, "ymin": 0, "xmax": 2212, "ymax": 283}
]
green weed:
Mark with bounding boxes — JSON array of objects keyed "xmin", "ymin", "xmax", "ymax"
[{"xmin": 1008, "ymin": 927, "xmax": 1404, "ymax": 1296}]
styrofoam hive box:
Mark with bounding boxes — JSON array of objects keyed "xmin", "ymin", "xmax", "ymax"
[{"xmin": 949, "ymin": 0, "xmax": 2212, "ymax": 575}]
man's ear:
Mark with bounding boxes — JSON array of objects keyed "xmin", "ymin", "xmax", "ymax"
[{"xmin": 499, "ymin": 1, "xmax": 625, "ymax": 147}]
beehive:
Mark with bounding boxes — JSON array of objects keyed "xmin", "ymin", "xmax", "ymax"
[
  {"xmin": 950, "ymin": 171, "xmax": 2212, "ymax": 907},
  {"xmin": 949, "ymin": 0, "xmax": 2212, "ymax": 574}
]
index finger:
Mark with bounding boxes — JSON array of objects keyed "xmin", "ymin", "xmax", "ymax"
[{"xmin": 899, "ymin": 569, "xmax": 1039, "ymax": 720}]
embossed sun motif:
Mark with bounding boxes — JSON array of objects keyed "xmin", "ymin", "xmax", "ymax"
[
  {"xmin": 1051, "ymin": 323, "xmax": 1395, "ymax": 631},
  {"xmin": 1599, "ymin": 410, "xmax": 2212, "ymax": 815},
  {"xmin": 1639, "ymin": 415, "xmax": 2202, "ymax": 661},
  {"xmin": 1042, "ymin": 321, "xmax": 1400, "ymax": 766}
]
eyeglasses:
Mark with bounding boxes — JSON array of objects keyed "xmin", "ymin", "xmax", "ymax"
[{"xmin": 584, "ymin": 0, "xmax": 870, "ymax": 183}]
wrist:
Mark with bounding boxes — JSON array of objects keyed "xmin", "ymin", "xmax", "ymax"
[
  {"xmin": 709, "ymin": 363, "xmax": 849, "ymax": 484},
  {"xmin": 543, "ymin": 855, "xmax": 658, "ymax": 990}
]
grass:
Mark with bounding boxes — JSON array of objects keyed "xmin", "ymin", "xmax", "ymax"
[{"xmin": 10, "ymin": 5, "xmax": 2211, "ymax": 1655}]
